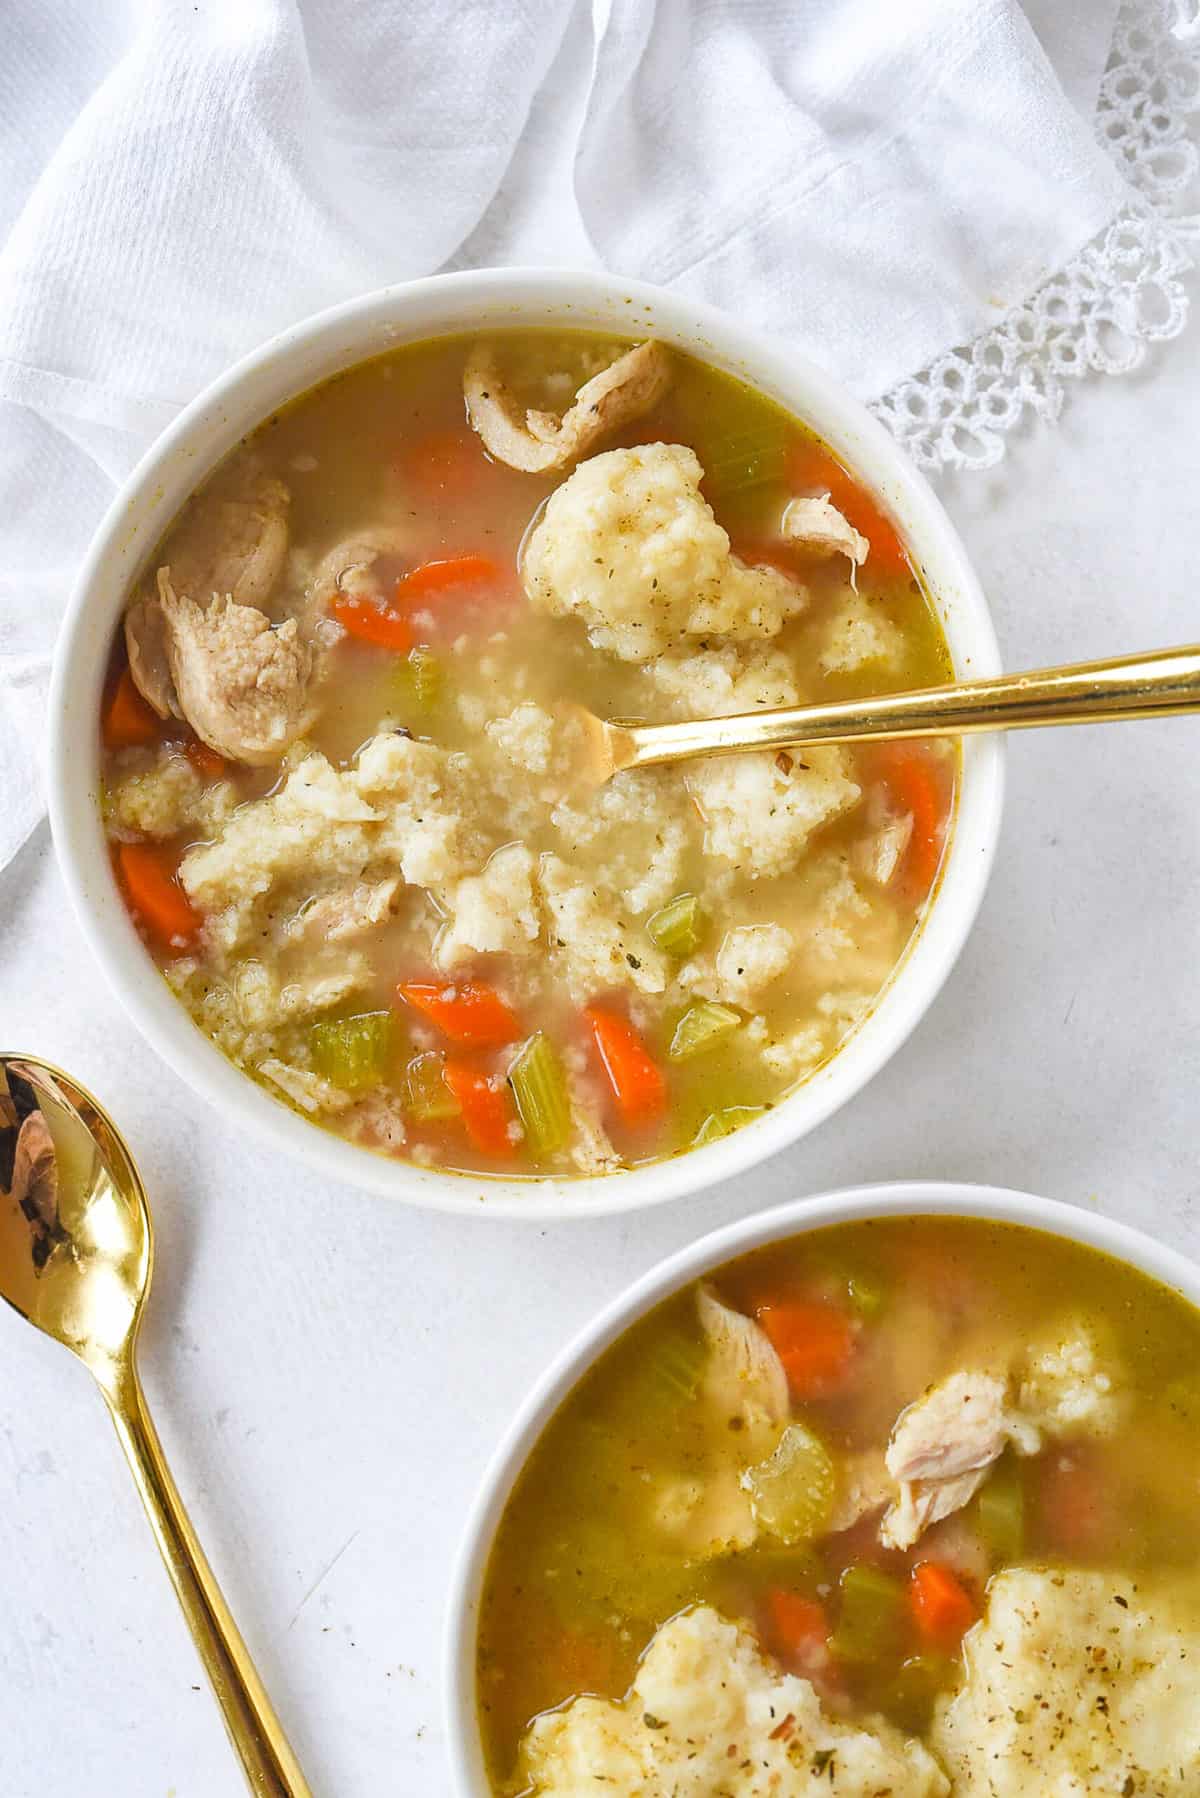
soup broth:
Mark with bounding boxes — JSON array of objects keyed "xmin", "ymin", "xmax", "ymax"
[
  {"xmin": 478, "ymin": 1218, "xmax": 1200, "ymax": 1793},
  {"xmin": 99, "ymin": 332, "xmax": 954, "ymax": 1179}
]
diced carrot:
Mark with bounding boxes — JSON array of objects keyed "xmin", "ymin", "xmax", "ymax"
[
  {"xmin": 116, "ymin": 841, "xmax": 201, "ymax": 952},
  {"xmin": 330, "ymin": 594, "xmax": 413, "ymax": 651},
  {"xmin": 394, "ymin": 554, "xmax": 500, "ymax": 605},
  {"xmin": 102, "ymin": 667, "xmax": 162, "ymax": 750},
  {"xmin": 443, "ymin": 1058, "xmax": 517, "ymax": 1158},
  {"xmin": 396, "ymin": 427, "xmax": 485, "ymax": 497},
  {"xmin": 1037, "ymin": 1454, "xmax": 1113, "ymax": 1557},
  {"xmin": 755, "ymin": 1299, "xmax": 856, "ymax": 1399},
  {"xmin": 766, "ymin": 1590, "xmax": 829, "ymax": 1665},
  {"xmin": 584, "ymin": 1006, "xmax": 667, "ymax": 1124},
  {"xmin": 871, "ymin": 742, "xmax": 946, "ymax": 899},
  {"xmin": 909, "ymin": 1561, "xmax": 976, "ymax": 1648},
  {"xmin": 397, "ymin": 979, "xmax": 521, "ymax": 1048},
  {"xmin": 185, "ymin": 739, "xmax": 227, "ymax": 779},
  {"xmin": 787, "ymin": 443, "xmax": 910, "ymax": 577}
]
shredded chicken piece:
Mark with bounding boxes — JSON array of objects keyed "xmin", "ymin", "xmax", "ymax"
[
  {"xmin": 281, "ymin": 879, "xmax": 401, "ymax": 947},
  {"xmin": 464, "ymin": 339, "xmax": 671, "ymax": 473},
  {"xmin": 124, "ymin": 595, "xmax": 179, "ymax": 718},
  {"xmin": 696, "ymin": 1285, "xmax": 789, "ymax": 1441},
  {"xmin": 125, "ymin": 474, "xmax": 292, "ymax": 719},
  {"xmin": 880, "ymin": 1369, "xmax": 1037, "ymax": 1551},
  {"xmin": 157, "ymin": 571, "xmax": 318, "ymax": 765},
  {"xmin": 310, "ymin": 527, "xmax": 415, "ymax": 615},
  {"xmin": 782, "ymin": 493, "xmax": 869, "ymax": 567}
]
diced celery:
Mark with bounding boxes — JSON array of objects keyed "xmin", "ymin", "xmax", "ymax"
[
  {"xmin": 693, "ymin": 1105, "xmax": 766, "ymax": 1145},
  {"xmin": 669, "ymin": 1001, "xmax": 741, "ymax": 1063},
  {"xmin": 845, "ymin": 1270, "xmax": 886, "ymax": 1318},
  {"xmin": 976, "ymin": 1457, "xmax": 1025, "ymax": 1562},
  {"xmin": 703, "ymin": 427, "xmax": 789, "ymax": 500},
  {"xmin": 404, "ymin": 1050, "xmax": 460, "ymax": 1121},
  {"xmin": 742, "ymin": 1422, "xmax": 835, "ymax": 1545},
  {"xmin": 885, "ymin": 1653, "xmax": 953, "ymax": 1732},
  {"xmin": 394, "ymin": 646, "xmax": 443, "ymax": 713},
  {"xmin": 648, "ymin": 1327, "xmax": 708, "ymax": 1403},
  {"xmin": 309, "ymin": 1012, "xmax": 393, "ymax": 1090},
  {"xmin": 831, "ymin": 1562, "xmax": 905, "ymax": 1663},
  {"xmin": 647, "ymin": 892, "xmax": 705, "ymax": 957},
  {"xmin": 508, "ymin": 1032, "xmax": 571, "ymax": 1155}
]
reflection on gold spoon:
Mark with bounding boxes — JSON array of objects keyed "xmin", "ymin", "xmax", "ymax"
[{"xmin": 0, "ymin": 1054, "xmax": 312, "ymax": 1797}]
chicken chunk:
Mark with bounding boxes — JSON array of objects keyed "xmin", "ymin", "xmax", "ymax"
[
  {"xmin": 880, "ymin": 1370, "xmax": 1036, "ymax": 1551},
  {"xmin": 464, "ymin": 339, "xmax": 671, "ymax": 473},
  {"xmin": 125, "ymin": 473, "xmax": 291, "ymax": 718},
  {"xmin": 523, "ymin": 444, "xmax": 808, "ymax": 662},
  {"xmin": 782, "ymin": 493, "xmax": 869, "ymax": 566},
  {"xmin": 157, "ymin": 572, "xmax": 318, "ymax": 765},
  {"xmin": 696, "ymin": 1285, "xmax": 789, "ymax": 1442},
  {"xmin": 310, "ymin": 527, "xmax": 415, "ymax": 615}
]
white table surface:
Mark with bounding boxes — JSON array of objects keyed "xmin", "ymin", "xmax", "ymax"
[{"xmin": 3, "ymin": 314, "xmax": 1199, "ymax": 1796}]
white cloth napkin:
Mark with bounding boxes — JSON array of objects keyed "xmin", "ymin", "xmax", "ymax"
[{"xmin": 0, "ymin": 0, "xmax": 1163, "ymax": 869}]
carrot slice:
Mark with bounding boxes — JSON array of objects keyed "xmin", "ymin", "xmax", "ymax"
[
  {"xmin": 755, "ymin": 1300, "xmax": 856, "ymax": 1399},
  {"xmin": 443, "ymin": 1058, "xmax": 516, "ymax": 1158},
  {"xmin": 397, "ymin": 979, "xmax": 521, "ymax": 1048},
  {"xmin": 909, "ymin": 1561, "xmax": 976, "ymax": 1648},
  {"xmin": 584, "ymin": 1006, "xmax": 667, "ymax": 1124},
  {"xmin": 116, "ymin": 842, "xmax": 201, "ymax": 952},
  {"xmin": 872, "ymin": 742, "xmax": 945, "ymax": 899},
  {"xmin": 766, "ymin": 1590, "xmax": 829, "ymax": 1664},
  {"xmin": 396, "ymin": 427, "xmax": 485, "ymax": 497},
  {"xmin": 102, "ymin": 668, "xmax": 161, "ymax": 750},
  {"xmin": 787, "ymin": 444, "xmax": 910, "ymax": 577},
  {"xmin": 185, "ymin": 739, "xmax": 227, "ymax": 779},
  {"xmin": 394, "ymin": 554, "xmax": 499, "ymax": 605},
  {"xmin": 330, "ymin": 594, "xmax": 414, "ymax": 651}
]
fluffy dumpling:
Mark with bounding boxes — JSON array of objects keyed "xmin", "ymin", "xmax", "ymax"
[
  {"xmin": 932, "ymin": 1567, "xmax": 1200, "ymax": 1794},
  {"xmin": 522, "ymin": 444, "xmax": 808, "ymax": 662},
  {"xmin": 519, "ymin": 1605, "xmax": 949, "ymax": 1797}
]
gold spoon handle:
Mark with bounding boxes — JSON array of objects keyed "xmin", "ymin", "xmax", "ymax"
[
  {"xmin": 105, "ymin": 1365, "xmax": 313, "ymax": 1798},
  {"xmin": 616, "ymin": 643, "xmax": 1200, "ymax": 771}
]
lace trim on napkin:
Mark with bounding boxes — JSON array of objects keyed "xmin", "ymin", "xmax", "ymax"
[{"xmin": 874, "ymin": 0, "xmax": 1200, "ymax": 471}]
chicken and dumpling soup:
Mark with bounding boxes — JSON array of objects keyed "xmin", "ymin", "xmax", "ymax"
[
  {"xmin": 98, "ymin": 330, "xmax": 955, "ymax": 1179},
  {"xmin": 477, "ymin": 1217, "xmax": 1200, "ymax": 1795}
]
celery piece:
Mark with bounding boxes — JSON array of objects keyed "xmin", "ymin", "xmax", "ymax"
[
  {"xmin": 704, "ymin": 428, "xmax": 789, "ymax": 500},
  {"xmin": 647, "ymin": 892, "xmax": 705, "ymax": 957},
  {"xmin": 309, "ymin": 1011, "xmax": 393, "ymax": 1090},
  {"xmin": 845, "ymin": 1270, "xmax": 886, "ymax": 1318},
  {"xmin": 669, "ymin": 1001, "xmax": 741, "ymax": 1063},
  {"xmin": 885, "ymin": 1653, "xmax": 953, "ymax": 1733},
  {"xmin": 742, "ymin": 1422, "xmax": 836, "ymax": 1545},
  {"xmin": 648, "ymin": 1327, "xmax": 707, "ymax": 1404},
  {"xmin": 693, "ymin": 1104, "xmax": 766, "ymax": 1145},
  {"xmin": 508, "ymin": 1032, "xmax": 571, "ymax": 1155},
  {"xmin": 976, "ymin": 1457, "xmax": 1025, "ymax": 1562},
  {"xmin": 831, "ymin": 1563, "xmax": 905, "ymax": 1663},
  {"xmin": 394, "ymin": 646, "xmax": 442, "ymax": 713},
  {"xmin": 404, "ymin": 1050, "xmax": 460, "ymax": 1122}
]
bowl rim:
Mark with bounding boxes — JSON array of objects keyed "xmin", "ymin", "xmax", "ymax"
[
  {"xmin": 442, "ymin": 1179, "xmax": 1200, "ymax": 1793},
  {"xmin": 48, "ymin": 266, "xmax": 1003, "ymax": 1218}
]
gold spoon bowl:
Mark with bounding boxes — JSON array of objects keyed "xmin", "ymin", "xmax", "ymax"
[{"xmin": 0, "ymin": 1054, "xmax": 312, "ymax": 1797}]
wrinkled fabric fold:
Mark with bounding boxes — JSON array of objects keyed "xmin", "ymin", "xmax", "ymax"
[{"xmin": 0, "ymin": 0, "xmax": 1157, "ymax": 869}]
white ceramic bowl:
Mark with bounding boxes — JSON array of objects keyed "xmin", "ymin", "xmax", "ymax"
[
  {"xmin": 49, "ymin": 270, "xmax": 1002, "ymax": 1218},
  {"xmin": 444, "ymin": 1180, "xmax": 1200, "ymax": 1793}
]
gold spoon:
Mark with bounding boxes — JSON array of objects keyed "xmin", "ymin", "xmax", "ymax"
[
  {"xmin": 0, "ymin": 1054, "xmax": 312, "ymax": 1798},
  {"xmin": 573, "ymin": 643, "xmax": 1200, "ymax": 782}
]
